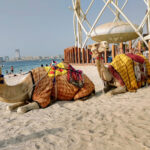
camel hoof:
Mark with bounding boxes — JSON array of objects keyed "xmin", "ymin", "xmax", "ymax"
[
  {"xmin": 106, "ymin": 92, "xmax": 112, "ymax": 97},
  {"xmin": 17, "ymin": 107, "xmax": 27, "ymax": 114},
  {"xmin": 103, "ymin": 87, "xmax": 111, "ymax": 93}
]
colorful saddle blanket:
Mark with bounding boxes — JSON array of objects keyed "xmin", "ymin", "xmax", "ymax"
[
  {"xmin": 110, "ymin": 53, "xmax": 150, "ymax": 92},
  {"xmin": 44, "ymin": 62, "xmax": 67, "ymax": 77},
  {"xmin": 137, "ymin": 54, "xmax": 150, "ymax": 84},
  {"xmin": 45, "ymin": 63, "xmax": 84, "ymax": 88},
  {"xmin": 67, "ymin": 65, "xmax": 84, "ymax": 88},
  {"xmin": 30, "ymin": 63, "xmax": 85, "ymax": 108}
]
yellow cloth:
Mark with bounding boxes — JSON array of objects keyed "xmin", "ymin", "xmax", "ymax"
[
  {"xmin": 44, "ymin": 62, "xmax": 67, "ymax": 77},
  {"xmin": 137, "ymin": 54, "xmax": 150, "ymax": 84},
  {"xmin": 111, "ymin": 54, "xmax": 138, "ymax": 92}
]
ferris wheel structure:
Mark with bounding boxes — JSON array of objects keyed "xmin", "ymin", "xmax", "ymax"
[{"xmin": 71, "ymin": 0, "xmax": 150, "ymax": 49}]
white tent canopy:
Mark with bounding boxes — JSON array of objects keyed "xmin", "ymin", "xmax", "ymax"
[{"xmin": 90, "ymin": 21, "xmax": 143, "ymax": 43}]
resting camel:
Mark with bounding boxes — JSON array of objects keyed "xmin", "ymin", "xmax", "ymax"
[
  {"xmin": 0, "ymin": 63, "xmax": 95, "ymax": 113},
  {"xmin": 88, "ymin": 41, "xmax": 150, "ymax": 95}
]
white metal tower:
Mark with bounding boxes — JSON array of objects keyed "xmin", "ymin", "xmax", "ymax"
[{"xmin": 71, "ymin": 0, "xmax": 150, "ymax": 49}]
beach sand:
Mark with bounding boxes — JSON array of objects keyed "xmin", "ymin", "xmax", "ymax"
[{"xmin": 0, "ymin": 65, "xmax": 150, "ymax": 150}]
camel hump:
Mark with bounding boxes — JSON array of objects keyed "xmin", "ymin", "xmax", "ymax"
[{"xmin": 74, "ymin": 74, "xmax": 95, "ymax": 100}]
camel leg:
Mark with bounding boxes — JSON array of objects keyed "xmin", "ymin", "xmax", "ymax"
[
  {"xmin": 74, "ymin": 85, "xmax": 95, "ymax": 100},
  {"xmin": 73, "ymin": 75, "xmax": 95, "ymax": 100},
  {"xmin": 17, "ymin": 102, "xmax": 40, "ymax": 114},
  {"xmin": 107, "ymin": 86, "xmax": 127, "ymax": 95},
  {"xmin": 6, "ymin": 102, "xmax": 26, "ymax": 111},
  {"xmin": 103, "ymin": 81, "xmax": 112, "ymax": 93},
  {"xmin": 77, "ymin": 89, "xmax": 95, "ymax": 101}
]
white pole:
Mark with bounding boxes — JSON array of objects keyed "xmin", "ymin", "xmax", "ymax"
[
  {"xmin": 81, "ymin": 0, "xmax": 111, "ymax": 49},
  {"xmin": 115, "ymin": 0, "xmax": 119, "ymax": 21},
  {"xmin": 73, "ymin": 13, "xmax": 78, "ymax": 47},
  {"xmin": 103, "ymin": 0, "xmax": 116, "ymax": 16},
  {"xmin": 85, "ymin": 0, "xmax": 95, "ymax": 15},
  {"xmin": 139, "ymin": 10, "xmax": 150, "ymax": 30},
  {"xmin": 80, "ymin": 8, "xmax": 92, "ymax": 28},
  {"xmin": 72, "ymin": 0, "xmax": 88, "ymax": 39},
  {"xmin": 88, "ymin": 0, "xmax": 111, "ymax": 36},
  {"xmin": 114, "ymin": 0, "xmax": 128, "ymax": 22},
  {"xmin": 111, "ymin": 1, "xmax": 149, "ymax": 48},
  {"xmin": 76, "ymin": 0, "xmax": 82, "ymax": 48},
  {"xmin": 144, "ymin": 0, "xmax": 149, "ymax": 6}
]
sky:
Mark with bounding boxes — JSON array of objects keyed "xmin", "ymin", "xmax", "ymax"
[{"xmin": 0, "ymin": 0, "xmax": 148, "ymax": 57}]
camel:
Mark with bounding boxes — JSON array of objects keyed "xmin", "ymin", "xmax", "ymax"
[
  {"xmin": 0, "ymin": 63, "xmax": 95, "ymax": 113},
  {"xmin": 88, "ymin": 41, "xmax": 149, "ymax": 95}
]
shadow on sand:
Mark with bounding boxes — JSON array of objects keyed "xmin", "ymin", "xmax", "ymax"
[{"xmin": 0, "ymin": 128, "xmax": 64, "ymax": 148}]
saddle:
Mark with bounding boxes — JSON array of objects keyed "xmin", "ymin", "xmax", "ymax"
[
  {"xmin": 67, "ymin": 65, "xmax": 84, "ymax": 88},
  {"xmin": 110, "ymin": 53, "xmax": 150, "ymax": 92}
]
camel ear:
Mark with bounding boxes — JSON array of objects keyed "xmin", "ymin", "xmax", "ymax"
[
  {"xmin": 0, "ymin": 67, "xmax": 4, "ymax": 84},
  {"xmin": 95, "ymin": 43, "xmax": 100, "ymax": 47},
  {"xmin": 88, "ymin": 45, "xmax": 92, "ymax": 49}
]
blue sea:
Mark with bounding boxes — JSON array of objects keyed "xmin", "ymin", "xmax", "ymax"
[{"xmin": 1, "ymin": 59, "xmax": 61, "ymax": 75}]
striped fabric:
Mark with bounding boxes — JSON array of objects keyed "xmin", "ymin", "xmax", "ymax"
[
  {"xmin": 31, "ymin": 66, "xmax": 95, "ymax": 108},
  {"xmin": 44, "ymin": 62, "xmax": 67, "ymax": 77},
  {"xmin": 111, "ymin": 54, "xmax": 138, "ymax": 92},
  {"xmin": 137, "ymin": 54, "xmax": 150, "ymax": 84}
]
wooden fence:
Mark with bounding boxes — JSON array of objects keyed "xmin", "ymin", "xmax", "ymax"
[
  {"xmin": 64, "ymin": 41, "xmax": 150, "ymax": 64},
  {"xmin": 64, "ymin": 47, "xmax": 95, "ymax": 64}
]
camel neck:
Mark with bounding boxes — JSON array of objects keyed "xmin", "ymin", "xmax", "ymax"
[
  {"xmin": 0, "ymin": 83, "xmax": 27, "ymax": 103},
  {"xmin": 95, "ymin": 56, "xmax": 113, "ymax": 82},
  {"xmin": 0, "ymin": 74, "xmax": 32, "ymax": 103},
  {"xmin": 95, "ymin": 57, "xmax": 104, "ymax": 79},
  {"xmin": 96, "ymin": 56, "xmax": 105, "ymax": 68}
]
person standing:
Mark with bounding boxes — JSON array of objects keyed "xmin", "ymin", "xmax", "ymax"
[
  {"xmin": 5, "ymin": 70, "xmax": 8, "ymax": 74},
  {"xmin": 10, "ymin": 66, "xmax": 14, "ymax": 74}
]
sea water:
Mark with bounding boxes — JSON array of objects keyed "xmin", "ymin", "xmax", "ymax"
[{"xmin": 1, "ymin": 59, "xmax": 61, "ymax": 75}]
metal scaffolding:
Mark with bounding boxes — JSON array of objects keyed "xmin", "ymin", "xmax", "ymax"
[{"xmin": 71, "ymin": 0, "xmax": 150, "ymax": 49}]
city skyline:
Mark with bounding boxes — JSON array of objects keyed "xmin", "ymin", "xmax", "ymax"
[
  {"xmin": 1, "ymin": 48, "xmax": 64, "ymax": 59},
  {"xmin": 0, "ymin": 0, "xmax": 148, "ymax": 57},
  {"xmin": 0, "ymin": 48, "xmax": 64, "ymax": 62}
]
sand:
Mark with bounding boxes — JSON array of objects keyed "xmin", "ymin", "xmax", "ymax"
[{"xmin": 0, "ymin": 65, "xmax": 150, "ymax": 150}]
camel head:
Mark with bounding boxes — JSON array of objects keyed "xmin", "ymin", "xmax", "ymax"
[{"xmin": 88, "ymin": 41, "xmax": 109, "ymax": 59}]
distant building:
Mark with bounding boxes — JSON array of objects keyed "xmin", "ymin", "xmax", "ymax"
[
  {"xmin": 0, "ymin": 57, "xmax": 3, "ymax": 62},
  {"xmin": 4, "ymin": 56, "xmax": 9, "ymax": 62},
  {"xmin": 21, "ymin": 56, "xmax": 33, "ymax": 60},
  {"xmin": 15, "ymin": 49, "xmax": 21, "ymax": 60},
  {"xmin": 58, "ymin": 54, "xmax": 64, "ymax": 59}
]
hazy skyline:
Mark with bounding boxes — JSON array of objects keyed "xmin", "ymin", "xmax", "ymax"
[{"xmin": 0, "ymin": 0, "xmax": 147, "ymax": 57}]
